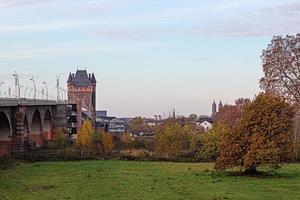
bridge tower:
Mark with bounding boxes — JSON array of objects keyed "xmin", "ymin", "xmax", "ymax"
[{"xmin": 67, "ymin": 70, "xmax": 97, "ymax": 131}]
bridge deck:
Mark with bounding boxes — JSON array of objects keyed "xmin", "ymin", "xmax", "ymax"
[{"xmin": 0, "ymin": 98, "xmax": 68, "ymax": 107}]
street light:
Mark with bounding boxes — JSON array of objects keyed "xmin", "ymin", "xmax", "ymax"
[
  {"xmin": 29, "ymin": 88, "xmax": 34, "ymax": 99},
  {"xmin": 24, "ymin": 87, "xmax": 29, "ymax": 98},
  {"xmin": 12, "ymin": 71, "xmax": 20, "ymax": 99},
  {"xmin": 0, "ymin": 81, "xmax": 4, "ymax": 98},
  {"xmin": 56, "ymin": 75, "xmax": 60, "ymax": 102},
  {"xmin": 42, "ymin": 81, "xmax": 48, "ymax": 100},
  {"xmin": 29, "ymin": 76, "xmax": 36, "ymax": 100}
]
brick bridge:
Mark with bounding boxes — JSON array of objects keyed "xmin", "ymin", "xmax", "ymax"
[{"xmin": 0, "ymin": 98, "xmax": 68, "ymax": 156}]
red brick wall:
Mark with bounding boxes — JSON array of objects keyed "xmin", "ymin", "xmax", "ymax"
[{"xmin": 0, "ymin": 141, "xmax": 11, "ymax": 157}]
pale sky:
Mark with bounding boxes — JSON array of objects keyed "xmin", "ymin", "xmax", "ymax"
[{"xmin": 0, "ymin": 0, "xmax": 300, "ymax": 117}]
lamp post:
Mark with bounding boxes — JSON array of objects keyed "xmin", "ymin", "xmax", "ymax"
[
  {"xmin": 12, "ymin": 71, "xmax": 20, "ymax": 100},
  {"xmin": 56, "ymin": 75, "xmax": 60, "ymax": 102},
  {"xmin": 20, "ymin": 85, "xmax": 24, "ymax": 99},
  {"xmin": 42, "ymin": 81, "xmax": 48, "ymax": 100},
  {"xmin": 24, "ymin": 87, "xmax": 29, "ymax": 98},
  {"xmin": 0, "ymin": 81, "xmax": 4, "ymax": 98},
  {"xmin": 30, "ymin": 77, "xmax": 36, "ymax": 100},
  {"xmin": 29, "ymin": 89, "xmax": 34, "ymax": 99}
]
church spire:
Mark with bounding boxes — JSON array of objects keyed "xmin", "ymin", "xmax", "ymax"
[
  {"xmin": 212, "ymin": 100, "xmax": 217, "ymax": 117},
  {"xmin": 219, "ymin": 100, "xmax": 223, "ymax": 111}
]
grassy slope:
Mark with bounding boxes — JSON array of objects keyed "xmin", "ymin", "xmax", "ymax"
[{"xmin": 0, "ymin": 161, "xmax": 299, "ymax": 200}]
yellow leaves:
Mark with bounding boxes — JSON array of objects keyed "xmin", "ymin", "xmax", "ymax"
[
  {"xmin": 155, "ymin": 122, "xmax": 192, "ymax": 159},
  {"xmin": 77, "ymin": 120, "xmax": 94, "ymax": 148},
  {"xmin": 102, "ymin": 133, "xmax": 114, "ymax": 154}
]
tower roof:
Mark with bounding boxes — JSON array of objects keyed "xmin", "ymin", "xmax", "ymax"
[
  {"xmin": 91, "ymin": 73, "xmax": 96, "ymax": 83},
  {"xmin": 73, "ymin": 70, "xmax": 90, "ymax": 87},
  {"xmin": 67, "ymin": 73, "xmax": 73, "ymax": 83}
]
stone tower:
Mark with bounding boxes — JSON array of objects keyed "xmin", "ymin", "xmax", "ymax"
[
  {"xmin": 219, "ymin": 100, "xmax": 223, "ymax": 111},
  {"xmin": 212, "ymin": 100, "xmax": 217, "ymax": 117},
  {"xmin": 67, "ymin": 70, "xmax": 97, "ymax": 129}
]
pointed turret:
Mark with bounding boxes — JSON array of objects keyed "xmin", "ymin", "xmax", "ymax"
[
  {"xmin": 212, "ymin": 100, "xmax": 217, "ymax": 117},
  {"xmin": 67, "ymin": 73, "xmax": 73, "ymax": 83},
  {"xmin": 219, "ymin": 100, "xmax": 223, "ymax": 111},
  {"xmin": 91, "ymin": 73, "xmax": 96, "ymax": 83}
]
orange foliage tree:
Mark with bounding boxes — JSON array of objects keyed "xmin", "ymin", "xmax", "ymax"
[
  {"xmin": 102, "ymin": 133, "xmax": 114, "ymax": 154},
  {"xmin": 215, "ymin": 93, "xmax": 295, "ymax": 173}
]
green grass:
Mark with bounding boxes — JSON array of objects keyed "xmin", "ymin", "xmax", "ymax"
[{"xmin": 0, "ymin": 161, "xmax": 299, "ymax": 200}]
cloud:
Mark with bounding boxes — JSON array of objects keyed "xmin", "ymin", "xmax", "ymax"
[
  {"xmin": 0, "ymin": 43, "xmax": 116, "ymax": 59},
  {"xmin": 195, "ymin": 1, "xmax": 300, "ymax": 37},
  {"xmin": 0, "ymin": 0, "xmax": 56, "ymax": 8}
]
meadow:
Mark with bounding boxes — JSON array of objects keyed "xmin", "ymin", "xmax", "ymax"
[{"xmin": 0, "ymin": 161, "xmax": 299, "ymax": 200}]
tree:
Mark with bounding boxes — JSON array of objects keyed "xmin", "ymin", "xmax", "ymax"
[
  {"xmin": 260, "ymin": 34, "xmax": 300, "ymax": 103},
  {"xmin": 195, "ymin": 123, "xmax": 227, "ymax": 162},
  {"xmin": 215, "ymin": 98, "xmax": 250, "ymax": 128},
  {"xmin": 102, "ymin": 133, "xmax": 114, "ymax": 154},
  {"xmin": 188, "ymin": 113, "xmax": 198, "ymax": 121},
  {"xmin": 215, "ymin": 93, "xmax": 295, "ymax": 173},
  {"xmin": 155, "ymin": 122, "xmax": 192, "ymax": 159},
  {"xmin": 53, "ymin": 128, "xmax": 67, "ymax": 148},
  {"xmin": 128, "ymin": 117, "xmax": 150, "ymax": 134},
  {"xmin": 77, "ymin": 120, "xmax": 94, "ymax": 148}
]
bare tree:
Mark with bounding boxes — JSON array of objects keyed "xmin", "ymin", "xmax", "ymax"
[{"xmin": 260, "ymin": 34, "xmax": 300, "ymax": 103}]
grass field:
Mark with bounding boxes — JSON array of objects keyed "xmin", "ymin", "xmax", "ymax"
[{"xmin": 0, "ymin": 161, "xmax": 299, "ymax": 200}]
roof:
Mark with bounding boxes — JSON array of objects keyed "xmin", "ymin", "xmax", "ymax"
[
  {"xmin": 68, "ymin": 70, "xmax": 96, "ymax": 87},
  {"xmin": 74, "ymin": 70, "xmax": 90, "ymax": 87}
]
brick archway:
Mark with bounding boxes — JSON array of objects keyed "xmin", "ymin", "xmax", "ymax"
[
  {"xmin": 30, "ymin": 109, "xmax": 43, "ymax": 147},
  {"xmin": 0, "ymin": 111, "xmax": 12, "ymax": 156}
]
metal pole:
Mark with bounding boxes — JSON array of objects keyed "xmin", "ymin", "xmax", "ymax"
[
  {"xmin": 56, "ymin": 75, "xmax": 60, "ymax": 102},
  {"xmin": 29, "ymin": 89, "xmax": 32, "ymax": 99},
  {"xmin": 24, "ymin": 87, "xmax": 29, "ymax": 98},
  {"xmin": 0, "ymin": 81, "xmax": 4, "ymax": 98},
  {"xmin": 30, "ymin": 77, "xmax": 36, "ymax": 100},
  {"xmin": 42, "ymin": 81, "xmax": 48, "ymax": 100}
]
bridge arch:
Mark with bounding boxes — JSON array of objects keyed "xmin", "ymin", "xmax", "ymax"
[
  {"xmin": 24, "ymin": 114, "xmax": 29, "ymax": 135},
  {"xmin": 43, "ymin": 109, "xmax": 52, "ymax": 141},
  {"xmin": 0, "ymin": 111, "xmax": 12, "ymax": 156},
  {"xmin": 30, "ymin": 109, "xmax": 43, "ymax": 147}
]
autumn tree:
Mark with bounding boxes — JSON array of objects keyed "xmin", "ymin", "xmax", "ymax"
[
  {"xmin": 194, "ymin": 123, "xmax": 229, "ymax": 162},
  {"xmin": 215, "ymin": 93, "xmax": 295, "ymax": 173},
  {"xmin": 77, "ymin": 120, "xmax": 94, "ymax": 148},
  {"xmin": 260, "ymin": 34, "xmax": 300, "ymax": 103},
  {"xmin": 102, "ymin": 133, "xmax": 114, "ymax": 155},
  {"xmin": 215, "ymin": 98, "xmax": 250, "ymax": 128},
  {"xmin": 155, "ymin": 122, "xmax": 192, "ymax": 159}
]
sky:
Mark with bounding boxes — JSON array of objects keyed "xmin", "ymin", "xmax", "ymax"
[{"xmin": 0, "ymin": 0, "xmax": 300, "ymax": 117}]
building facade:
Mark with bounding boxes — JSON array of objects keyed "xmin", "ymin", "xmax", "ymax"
[{"xmin": 67, "ymin": 70, "xmax": 97, "ymax": 132}]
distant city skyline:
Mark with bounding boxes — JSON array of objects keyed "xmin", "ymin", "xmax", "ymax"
[{"xmin": 0, "ymin": 0, "xmax": 300, "ymax": 117}]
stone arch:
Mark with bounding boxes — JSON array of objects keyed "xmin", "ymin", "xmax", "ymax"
[
  {"xmin": 43, "ymin": 109, "xmax": 53, "ymax": 141},
  {"xmin": 0, "ymin": 111, "xmax": 12, "ymax": 156},
  {"xmin": 30, "ymin": 109, "xmax": 43, "ymax": 147}
]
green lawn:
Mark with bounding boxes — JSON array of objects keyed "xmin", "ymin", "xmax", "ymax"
[{"xmin": 0, "ymin": 161, "xmax": 299, "ymax": 200}]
